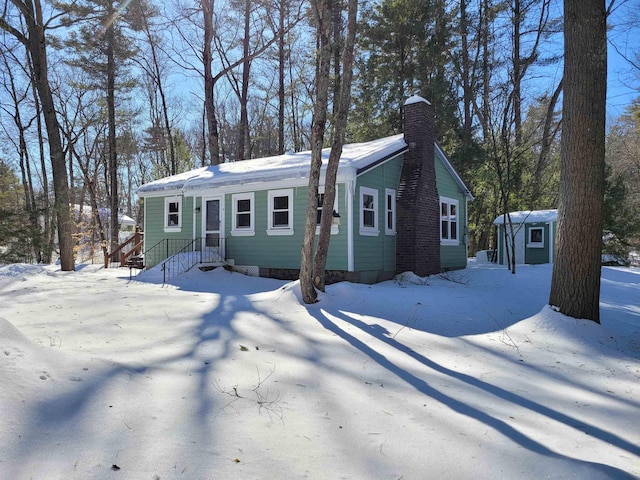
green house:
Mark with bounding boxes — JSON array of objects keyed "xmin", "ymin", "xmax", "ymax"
[
  {"xmin": 493, "ymin": 209, "xmax": 558, "ymax": 265},
  {"xmin": 137, "ymin": 96, "xmax": 473, "ymax": 283}
]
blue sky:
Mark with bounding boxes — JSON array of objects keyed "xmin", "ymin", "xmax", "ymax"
[{"xmin": 606, "ymin": 0, "xmax": 640, "ymax": 119}]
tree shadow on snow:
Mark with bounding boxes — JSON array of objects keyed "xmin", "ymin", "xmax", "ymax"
[{"xmin": 307, "ymin": 304, "xmax": 639, "ymax": 478}]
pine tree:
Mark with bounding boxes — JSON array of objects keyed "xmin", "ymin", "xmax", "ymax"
[
  {"xmin": 64, "ymin": 0, "xmax": 147, "ymax": 251},
  {"xmin": 549, "ymin": 0, "xmax": 607, "ymax": 323}
]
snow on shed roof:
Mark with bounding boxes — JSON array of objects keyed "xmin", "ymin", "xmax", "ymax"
[
  {"xmin": 493, "ymin": 209, "xmax": 557, "ymax": 225},
  {"xmin": 138, "ymin": 135, "xmax": 407, "ymax": 196}
]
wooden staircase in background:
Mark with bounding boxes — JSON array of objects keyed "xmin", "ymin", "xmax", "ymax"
[{"xmin": 104, "ymin": 227, "xmax": 144, "ymax": 268}]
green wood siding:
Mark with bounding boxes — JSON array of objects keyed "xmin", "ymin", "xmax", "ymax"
[
  {"xmin": 497, "ymin": 222, "xmax": 555, "ymax": 265},
  {"xmin": 142, "ymin": 148, "xmax": 470, "ymax": 279},
  {"xmin": 143, "ymin": 196, "xmax": 194, "ymax": 268},
  {"xmin": 352, "ymin": 156, "xmax": 403, "ymax": 274},
  {"xmin": 223, "ymin": 185, "xmax": 348, "ymax": 270},
  {"xmin": 435, "ymin": 151, "xmax": 468, "ymax": 270}
]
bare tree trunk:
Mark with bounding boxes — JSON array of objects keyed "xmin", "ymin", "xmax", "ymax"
[
  {"xmin": 531, "ymin": 78, "xmax": 562, "ymax": 205},
  {"xmin": 4, "ymin": 0, "xmax": 75, "ymax": 270},
  {"xmin": 237, "ymin": 0, "xmax": 252, "ymax": 160},
  {"xmin": 277, "ymin": 0, "xmax": 286, "ymax": 155},
  {"xmin": 549, "ymin": 0, "xmax": 606, "ymax": 323},
  {"xmin": 313, "ymin": 0, "xmax": 357, "ymax": 292},
  {"xmin": 106, "ymin": 3, "xmax": 119, "ymax": 253},
  {"xmin": 459, "ymin": 0, "xmax": 473, "ymax": 150},
  {"xmin": 202, "ymin": 0, "xmax": 221, "ymax": 164},
  {"xmin": 300, "ymin": 0, "xmax": 332, "ymax": 304},
  {"xmin": 140, "ymin": 9, "xmax": 176, "ymax": 175}
]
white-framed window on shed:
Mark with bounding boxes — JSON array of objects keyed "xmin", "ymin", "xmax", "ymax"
[
  {"xmin": 528, "ymin": 227, "xmax": 544, "ymax": 248},
  {"xmin": 440, "ymin": 196, "xmax": 459, "ymax": 244},
  {"xmin": 231, "ymin": 192, "xmax": 255, "ymax": 236},
  {"xmin": 164, "ymin": 197, "xmax": 182, "ymax": 232},
  {"xmin": 267, "ymin": 188, "xmax": 294, "ymax": 235},
  {"xmin": 359, "ymin": 187, "xmax": 379, "ymax": 236},
  {"xmin": 385, "ymin": 188, "xmax": 396, "ymax": 235}
]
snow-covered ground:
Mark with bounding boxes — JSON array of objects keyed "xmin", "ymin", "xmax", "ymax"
[{"xmin": 0, "ymin": 260, "xmax": 638, "ymax": 480}]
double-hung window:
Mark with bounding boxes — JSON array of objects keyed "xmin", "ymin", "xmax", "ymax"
[
  {"xmin": 528, "ymin": 227, "xmax": 544, "ymax": 247},
  {"xmin": 316, "ymin": 185, "xmax": 339, "ymax": 234},
  {"xmin": 385, "ymin": 188, "xmax": 396, "ymax": 235},
  {"xmin": 359, "ymin": 187, "xmax": 379, "ymax": 236},
  {"xmin": 440, "ymin": 197, "xmax": 459, "ymax": 244},
  {"xmin": 164, "ymin": 197, "xmax": 182, "ymax": 232},
  {"xmin": 231, "ymin": 193, "xmax": 255, "ymax": 236},
  {"xmin": 267, "ymin": 189, "xmax": 294, "ymax": 235}
]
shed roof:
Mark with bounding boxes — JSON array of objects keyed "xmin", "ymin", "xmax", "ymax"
[{"xmin": 493, "ymin": 209, "xmax": 558, "ymax": 225}]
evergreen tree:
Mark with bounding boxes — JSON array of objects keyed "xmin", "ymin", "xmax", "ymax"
[
  {"xmin": 349, "ymin": 0, "xmax": 461, "ymax": 146},
  {"xmin": 549, "ymin": 0, "xmax": 607, "ymax": 323},
  {"xmin": 0, "ymin": 160, "xmax": 39, "ymax": 263},
  {"xmin": 64, "ymin": 0, "xmax": 147, "ymax": 250}
]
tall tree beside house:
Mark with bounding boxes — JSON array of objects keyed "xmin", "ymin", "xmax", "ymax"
[
  {"xmin": 1, "ymin": 0, "xmax": 75, "ymax": 271},
  {"xmin": 64, "ymin": 0, "xmax": 146, "ymax": 251},
  {"xmin": 299, "ymin": 0, "xmax": 357, "ymax": 302},
  {"xmin": 313, "ymin": 0, "xmax": 357, "ymax": 293},
  {"xmin": 300, "ymin": 0, "xmax": 332, "ymax": 304},
  {"xmin": 549, "ymin": 0, "xmax": 607, "ymax": 323}
]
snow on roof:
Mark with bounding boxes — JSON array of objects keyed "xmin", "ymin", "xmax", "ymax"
[
  {"xmin": 138, "ymin": 135, "xmax": 407, "ymax": 196},
  {"xmin": 404, "ymin": 95, "xmax": 430, "ymax": 106},
  {"xmin": 493, "ymin": 209, "xmax": 558, "ymax": 225}
]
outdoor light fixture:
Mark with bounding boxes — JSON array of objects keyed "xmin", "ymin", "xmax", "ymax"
[{"xmin": 332, "ymin": 210, "xmax": 341, "ymax": 226}]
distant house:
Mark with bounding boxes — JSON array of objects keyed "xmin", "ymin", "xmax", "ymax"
[
  {"xmin": 137, "ymin": 96, "xmax": 473, "ymax": 283},
  {"xmin": 493, "ymin": 209, "xmax": 558, "ymax": 265},
  {"xmin": 72, "ymin": 205, "xmax": 138, "ymax": 263}
]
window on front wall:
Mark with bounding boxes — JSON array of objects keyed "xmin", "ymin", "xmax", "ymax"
[
  {"xmin": 360, "ymin": 187, "xmax": 379, "ymax": 236},
  {"xmin": 528, "ymin": 227, "xmax": 544, "ymax": 247},
  {"xmin": 164, "ymin": 197, "xmax": 182, "ymax": 232},
  {"xmin": 316, "ymin": 193, "xmax": 325, "ymax": 225},
  {"xmin": 267, "ymin": 189, "xmax": 294, "ymax": 235},
  {"xmin": 315, "ymin": 185, "xmax": 339, "ymax": 234},
  {"xmin": 385, "ymin": 188, "xmax": 396, "ymax": 235},
  {"xmin": 440, "ymin": 197, "xmax": 459, "ymax": 244},
  {"xmin": 231, "ymin": 192, "xmax": 254, "ymax": 236}
]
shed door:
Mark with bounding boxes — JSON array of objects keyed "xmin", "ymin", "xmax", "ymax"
[{"xmin": 203, "ymin": 197, "xmax": 224, "ymax": 262}]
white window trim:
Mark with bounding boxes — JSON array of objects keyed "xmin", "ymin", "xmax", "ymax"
[
  {"xmin": 385, "ymin": 188, "xmax": 396, "ymax": 235},
  {"xmin": 440, "ymin": 196, "xmax": 459, "ymax": 245},
  {"xmin": 164, "ymin": 196, "xmax": 182, "ymax": 233},
  {"xmin": 316, "ymin": 185, "xmax": 339, "ymax": 235},
  {"xmin": 267, "ymin": 188, "xmax": 294, "ymax": 236},
  {"xmin": 527, "ymin": 226, "xmax": 544, "ymax": 248},
  {"xmin": 230, "ymin": 192, "xmax": 255, "ymax": 237},
  {"xmin": 359, "ymin": 187, "xmax": 379, "ymax": 237}
]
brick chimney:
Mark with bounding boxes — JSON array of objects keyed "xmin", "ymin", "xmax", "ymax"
[{"xmin": 396, "ymin": 96, "xmax": 441, "ymax": 276}]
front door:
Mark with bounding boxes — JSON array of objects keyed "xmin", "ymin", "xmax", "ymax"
[{"xmin": 203, "ymin": 197, "xmax": 224, "ymax": 262}]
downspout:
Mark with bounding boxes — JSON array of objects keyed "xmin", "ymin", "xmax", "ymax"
[
  {"xmin": 465, "ymin": 198, "xmax": 469, "ymax": 264},
  {"xmin": 143, "ymin": 198, "xmax": 147, "ymax": 258},
  {"xmin": 347, "ymin": 178, "xmax": 354, "ymax": 272},
  {"xmin": 192, "ymin": 196, "xmax": 197, "ymax": 247}
]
